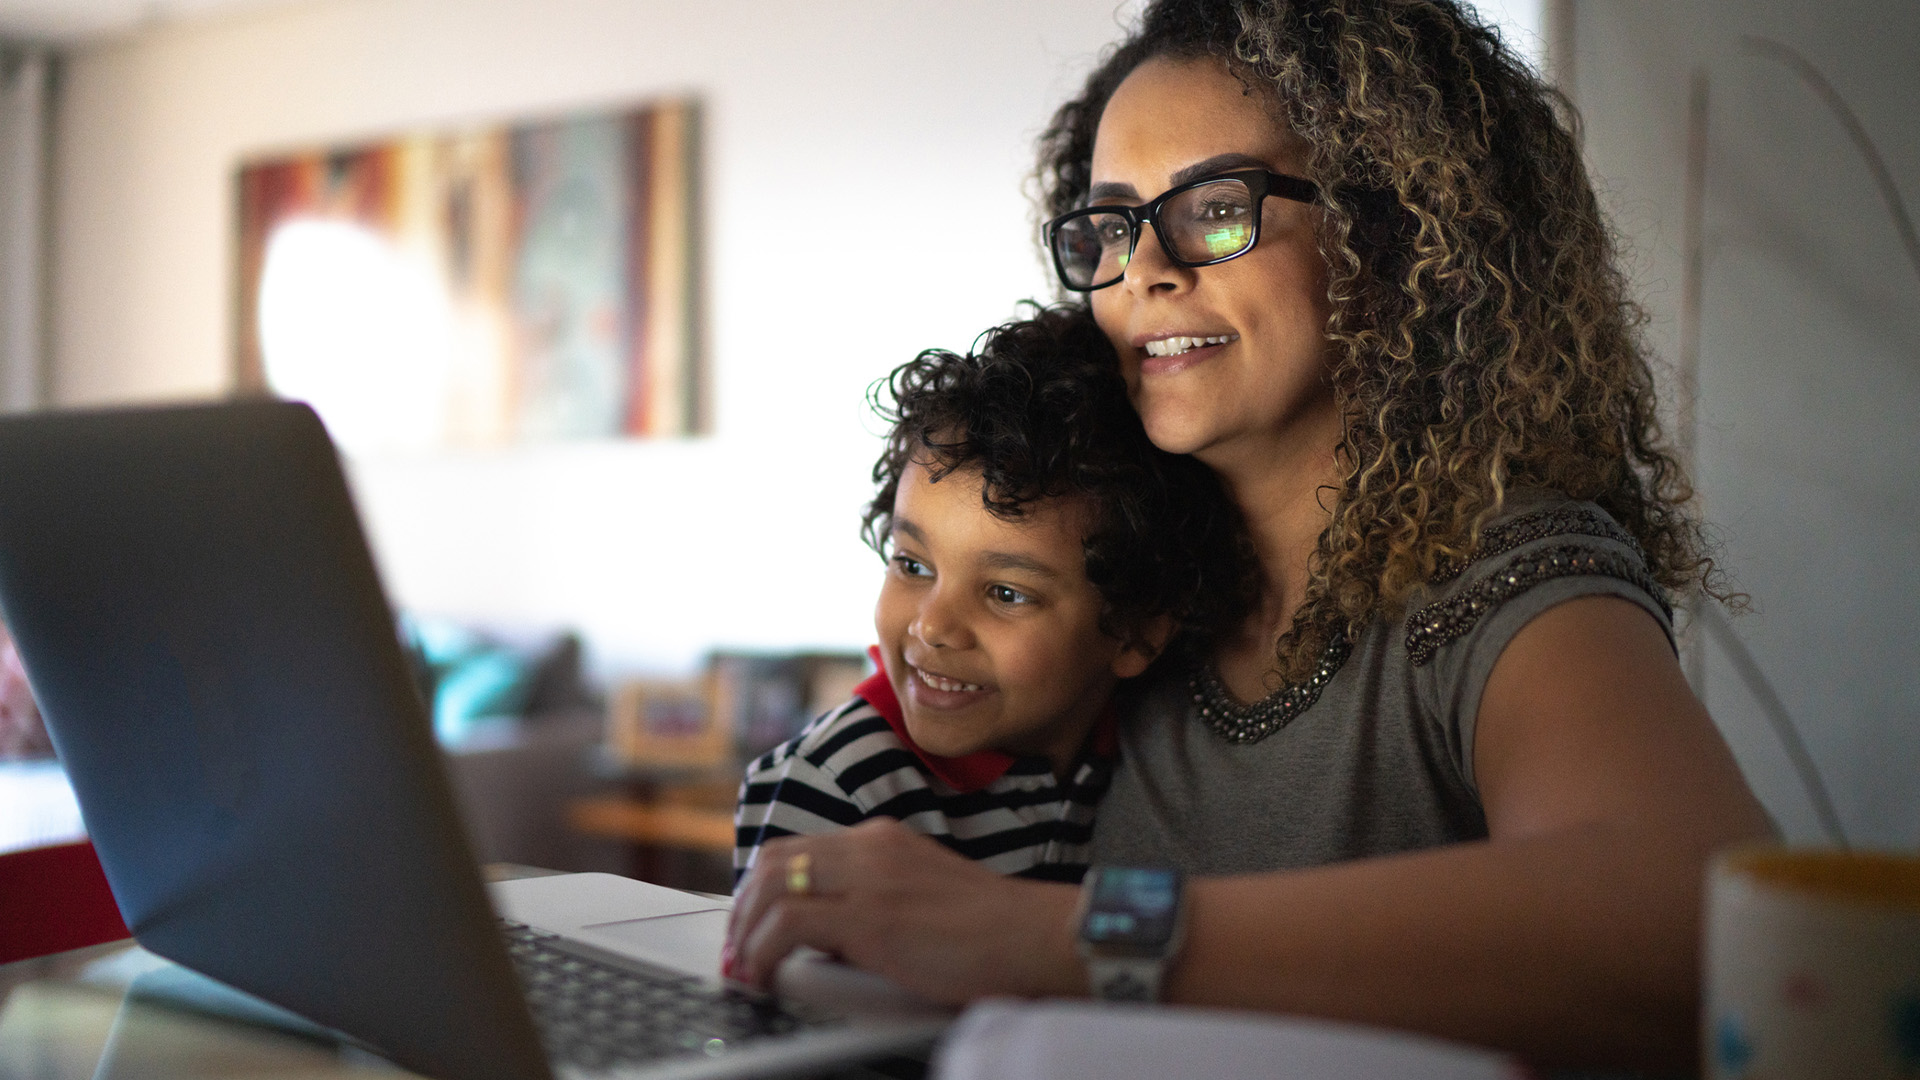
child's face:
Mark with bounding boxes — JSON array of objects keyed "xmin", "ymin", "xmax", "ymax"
[{"xmin": 874, "ymin": 459, "xmax": 1160, "ymax": 775}]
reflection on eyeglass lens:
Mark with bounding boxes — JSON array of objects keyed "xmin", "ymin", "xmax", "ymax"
[{"xmin": 1052, "ymin": 177, "xmax": 1266, "ymax": 289}]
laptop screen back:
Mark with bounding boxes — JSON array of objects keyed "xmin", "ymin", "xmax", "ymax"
[{"xmin": 0, "ymin": 401, "xmax": 549, "ymax": 1080}]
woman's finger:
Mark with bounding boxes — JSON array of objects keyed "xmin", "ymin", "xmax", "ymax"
[
  {"xmin": 729, "ymin": 836, "xmax": 798, "ymax": 931},
  {"xmin": 733, "ymin": 893, "xmax": 852, "ymax": 989},
  {"xmin": 724, "ymin": 819, "xmax": 1091, "ymax": 1003},
  {"xmin": 725, "ymin": 832, "xmax": 849, "ymax": 969}
]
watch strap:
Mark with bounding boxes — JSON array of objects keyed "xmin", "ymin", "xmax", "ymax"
[{"xmin": 1086, "ymin": 954, "xmax": 1166, "ymax": 1003}]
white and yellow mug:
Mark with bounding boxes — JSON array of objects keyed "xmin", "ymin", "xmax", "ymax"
[{"xmin": 1705, "ymin": 847, "xmax": 1920, "ymax": 1078}]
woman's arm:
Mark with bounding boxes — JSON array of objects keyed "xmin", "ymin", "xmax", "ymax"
[
  {"xmin": 1169, "ymin": 596, "xmax": 1770, "ymax": 1069},
  {"xmin": 726, "ymin": 596, "xmax": 1771, "ymax": 1071}
]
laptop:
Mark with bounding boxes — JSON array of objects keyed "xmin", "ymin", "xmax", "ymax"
[{"xmin": 0, "ymin": 399, "xmax": 948, "ymax": 1079}]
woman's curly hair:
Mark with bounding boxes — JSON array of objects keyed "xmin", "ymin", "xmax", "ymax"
[
  {"xmin": 1037, "ymin": 0, "xmax": 1719, "ymax": 681},
  {"xmin": 862, "ymin": 304, "xmax": 1254, "ymax": 654}
]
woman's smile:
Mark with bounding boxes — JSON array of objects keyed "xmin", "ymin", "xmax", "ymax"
[
  {"xmin": 1140, "ymin": 332, "xmax": 1238, "ymax": 358},
  {"xmin": 1088, "ymin": 55, "xmax": 1338, "ymax": 466},
  {"xmin": 1134, "ymin": 331, "xmax": 1239, "ymax": 378}
]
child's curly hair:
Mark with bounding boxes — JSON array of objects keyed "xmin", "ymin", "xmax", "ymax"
[
  {"xmin": 1037, "ymin": 0, "xmax": 1721, "ymax": 681},
  {"xmin": 862, "ymin": 304, "xmax": 1254, "ymax": 655}
]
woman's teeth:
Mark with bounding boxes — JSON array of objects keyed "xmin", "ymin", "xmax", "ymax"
[
  {"xmin": 1144, "ymin": 334, "xmax": 1238, "ymax": 357},
  {"xmin": 915, "ymin": 668, "xmax": 984, "ymax": 693}
]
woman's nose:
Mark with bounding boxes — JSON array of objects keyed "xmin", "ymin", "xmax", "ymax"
[
  {"xmin": 909, "ymin": 589, "xmax": 974, "ymax": 650},
  {"xmin": 1121, "ymin": 222, "xmax": 1193, "ymax": 294}
]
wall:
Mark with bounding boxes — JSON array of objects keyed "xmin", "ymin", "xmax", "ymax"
[
  {"xmin": 1572, "ymin": 2, "xmax": 1920, "ymax": 847},
  {"xmin": 50, "ymin": 0, "xmax": 1143, "ymax": 673}
]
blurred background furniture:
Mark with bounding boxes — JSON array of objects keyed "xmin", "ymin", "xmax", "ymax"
[
  {"xmin": 567, "ymin": 650, "xmax": 868, "ymax": 894},
  {"xmin": 568, "ymin": 768, "xmax": 739, "ymax": 894}
]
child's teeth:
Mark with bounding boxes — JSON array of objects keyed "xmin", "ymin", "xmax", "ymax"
[{"xmin": 917, "ymin": 668, "xmax": 983, "ymax": 692}]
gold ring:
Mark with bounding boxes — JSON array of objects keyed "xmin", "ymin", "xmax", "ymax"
[{"xmin": 786, "ymin": 852, "xmax": 813, "ymax": 896}]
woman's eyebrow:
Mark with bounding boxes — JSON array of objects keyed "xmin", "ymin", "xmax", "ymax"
[
  {"xmin": 1167, "ymin": 152, "xmax": 1274, "ymax": 187},
  {"xmin": 1087, "ymin": 153, "xmax": 1278, "ymax": 204}
]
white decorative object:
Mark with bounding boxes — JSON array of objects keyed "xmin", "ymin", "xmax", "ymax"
[{"xmin": 1705, "ymin": 847, "xmax": 1920, "ymax": 1078}]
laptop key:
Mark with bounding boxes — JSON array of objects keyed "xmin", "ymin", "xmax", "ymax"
[{"xmin": 500, "ymin": 920, "xmax": 835, "ymax": 1066}]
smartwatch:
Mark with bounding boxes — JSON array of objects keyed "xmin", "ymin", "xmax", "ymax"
[{"xmin": 1075, "ymin": 865, "xmax": 1186, "ymax": 1003}]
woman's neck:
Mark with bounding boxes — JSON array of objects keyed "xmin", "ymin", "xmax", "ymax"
[{"xmin": 1199, "ymin": 411, "xmax": 1344, "ymax": 698}]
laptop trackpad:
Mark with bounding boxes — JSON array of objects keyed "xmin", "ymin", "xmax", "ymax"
[{"xmin": 579, "ymin": 909, "xmax": 729, "ymax": 979}]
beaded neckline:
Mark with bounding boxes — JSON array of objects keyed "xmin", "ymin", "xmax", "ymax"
[{"xmin": 1187, "ymin": 633, "xmax": 1352, "ymax": 744}]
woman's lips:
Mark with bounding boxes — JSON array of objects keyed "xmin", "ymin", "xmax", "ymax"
[
  {"xmin": 906, "ymin": 663, "xmax": 993, "ymax": 710},
  {"xmin": 1137, "ymin": 336, "xmax": 1233, "ymax": 377},
  {"xmin": 1141, "ymin": 333, "xmax": 1238, "ymax": 357}
]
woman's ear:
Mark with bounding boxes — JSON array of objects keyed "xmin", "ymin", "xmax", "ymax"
[{"xmin": 1112, "ymin": 615, "xmax": 1176, "ymax": 680}]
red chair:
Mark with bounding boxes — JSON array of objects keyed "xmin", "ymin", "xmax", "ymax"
[{"xmin": 0, "ymin": 839, "xmax": 131, "ymax": 964}]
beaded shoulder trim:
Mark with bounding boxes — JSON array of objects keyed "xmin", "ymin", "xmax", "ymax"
[
  {"xmin": 1429, "ymin": 504, "xmax": 1643, "ymax": 584},
  {"xmin": 1187, "ymin": 633, "xmax": 1353, "ymax": 744},
  {"xmin": 1405, "ymin": 543, "xmax": 1672, "ymax": 666}
]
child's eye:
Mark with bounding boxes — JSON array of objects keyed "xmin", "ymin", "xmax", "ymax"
[
  {"xmin": 892, "ymin": 554, "xmax": 932, "ymax": 578},
  {"xmin": 987, "ymin": 584, "xmax": 1032, "ymax": 606}
]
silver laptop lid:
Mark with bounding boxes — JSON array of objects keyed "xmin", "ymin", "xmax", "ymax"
[{"xmin": 0, "ymin": 400, "xmax": 550, "ymax": 1080}]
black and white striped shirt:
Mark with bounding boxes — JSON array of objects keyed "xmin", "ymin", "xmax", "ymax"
[{"xmin": 733, "ymin": 668, "xmax": 1114, "ymax": 887}]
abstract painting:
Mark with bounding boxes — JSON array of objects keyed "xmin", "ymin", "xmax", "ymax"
[{"xmin": 235, "ymin": 98, "xmax": 701, "ymax": 452}]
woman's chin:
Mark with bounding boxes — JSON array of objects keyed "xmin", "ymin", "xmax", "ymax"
[{"xmin": 1137, "ymin": 412, "xmax": 1225, "ymax": 458}]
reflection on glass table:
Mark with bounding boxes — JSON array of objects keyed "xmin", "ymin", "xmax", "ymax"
[{"xmin": 0, "ymin": 942, "xmax": 414, "ymax": 1080}]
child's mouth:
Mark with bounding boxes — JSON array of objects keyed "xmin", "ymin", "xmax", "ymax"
[{"xmin": 913, "ymin": 666, "xmax": 985, "ymax": 694}]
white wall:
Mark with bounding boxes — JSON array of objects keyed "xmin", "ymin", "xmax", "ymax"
[
  {"xmin": 51, "ymin": 0, "xmax": 1143, "ymax": 673},
  {"xmin": 1573, "ymin": 1, "xmax": 1920, "ymax": 848}
]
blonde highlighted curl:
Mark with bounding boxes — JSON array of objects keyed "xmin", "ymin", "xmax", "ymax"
[{"xmin": 1038, "ymin": 0, "xmax": 1724, "ymax": 682}]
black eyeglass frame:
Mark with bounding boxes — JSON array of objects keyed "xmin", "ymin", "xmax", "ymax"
[{"xmin": 1044, "ymin": 169, "xmax": 1322, "ymax": 292}]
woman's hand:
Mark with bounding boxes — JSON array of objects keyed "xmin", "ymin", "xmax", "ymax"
[{"xmin": 724, "ymin": 818, "xmax": 1084, "ymax": 1004}]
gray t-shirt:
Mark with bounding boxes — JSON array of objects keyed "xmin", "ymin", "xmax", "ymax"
[{"xmin": 1092, "ymin": 492, "xmax": 1673, "ymax": 874}]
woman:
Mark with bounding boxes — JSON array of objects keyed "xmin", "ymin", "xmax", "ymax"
[{"xmin": 726, "ymin": 0, "xmax": 1770, "ymax": 1070}]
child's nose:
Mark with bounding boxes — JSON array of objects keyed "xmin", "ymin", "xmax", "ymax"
[{"xmin": 910, "ymin": 590, "xmax": 973, "ymax": 650}]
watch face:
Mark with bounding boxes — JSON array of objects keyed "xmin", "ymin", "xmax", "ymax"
[{"xmin": 1080, "ymin": 867, "xmax": 1181, "ymax": 949}]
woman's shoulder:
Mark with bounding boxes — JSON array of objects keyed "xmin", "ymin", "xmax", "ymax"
[
  {"xmin": 1403, "ymin": 488, "xmax": 1673, "ymax": 668},
  {"xmin": 1429, "ymin": 488, "xmax": 1646, "ymax": 577}
]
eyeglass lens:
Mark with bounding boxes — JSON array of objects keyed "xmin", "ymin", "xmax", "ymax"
[{"xmin": 1053, "ymin": 177, "xmax": 1259, "ymax": 289}]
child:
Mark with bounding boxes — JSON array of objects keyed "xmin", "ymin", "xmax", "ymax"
[{"xmin": 732, "ymin": 305, "xmax": 1248, "ymax": 885}]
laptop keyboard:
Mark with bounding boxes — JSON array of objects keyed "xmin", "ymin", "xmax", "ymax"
[{"xmin": 501, "ymin": 921, "xmax": 831, "ymax": 1069}]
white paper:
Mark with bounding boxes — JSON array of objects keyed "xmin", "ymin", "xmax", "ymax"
[{"xmin": 933, "ymin": 1000, "xmax": 1522, "ymax": 1080}]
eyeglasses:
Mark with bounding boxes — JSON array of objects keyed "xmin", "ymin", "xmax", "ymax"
[{"xmin": 1044, "ymin": 169, "xmax": 1320, "ymax": 292}]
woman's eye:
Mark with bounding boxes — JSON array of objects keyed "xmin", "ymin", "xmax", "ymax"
[
  {"xmin": 987, "ymin": 584, "xmax": 1032, "ymax": 606},
  {"xmin": 892, "ymin": 555, "xmax": 931, "ymax": 578},
  {"xmin": 1196, "ymin": 199, "xmax": 1249, "ymax": 222}
]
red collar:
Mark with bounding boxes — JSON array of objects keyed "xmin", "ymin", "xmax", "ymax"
[{"xmin": 859, "ymin": 646, "xmax": 1117, "ymax": 793}]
